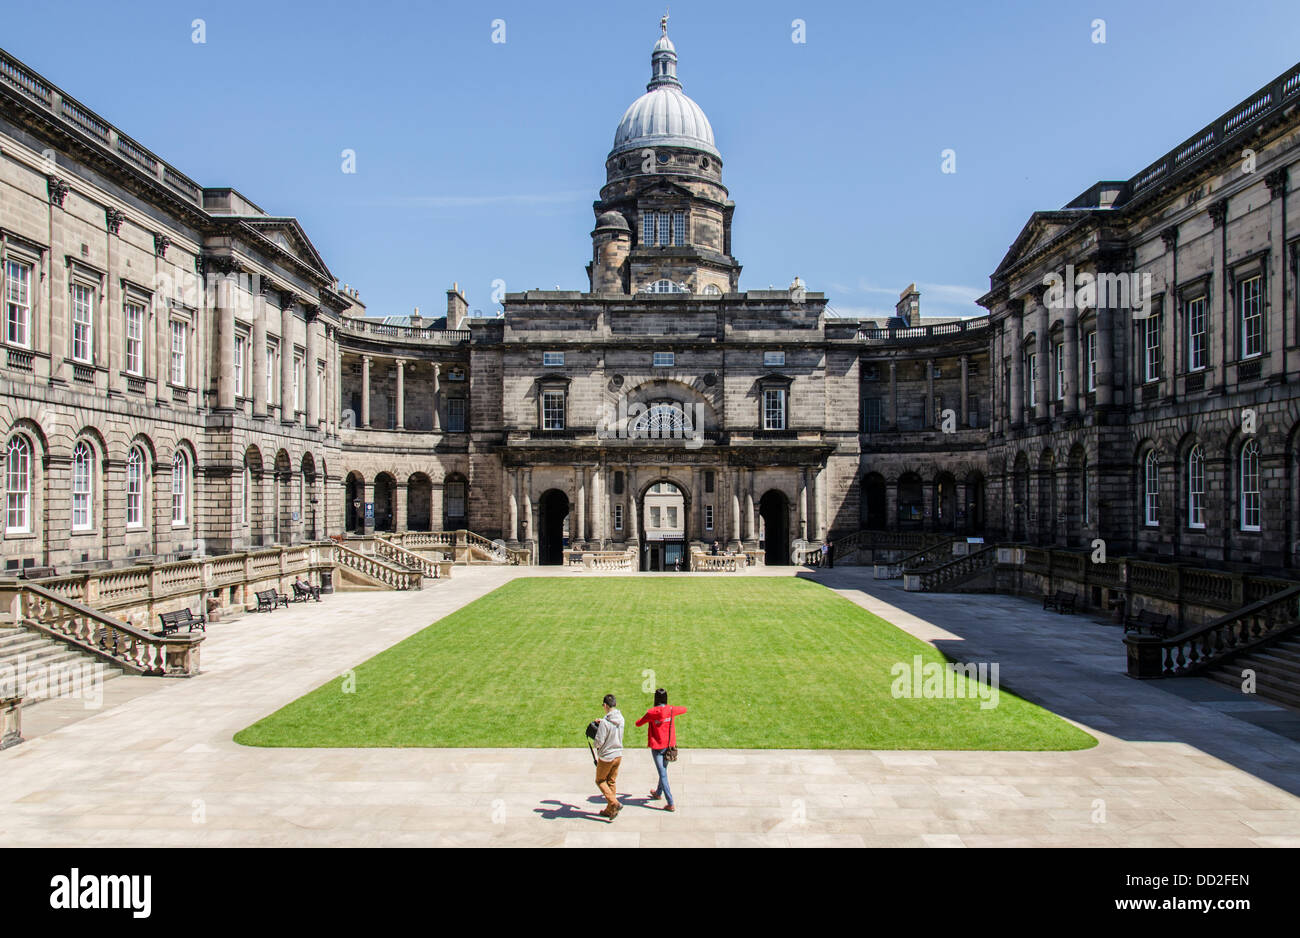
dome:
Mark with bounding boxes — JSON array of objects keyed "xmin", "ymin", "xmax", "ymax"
[
  {"xmin": 595, "ymin": 211, "xmax": 630, "ymax": 230},
  {"xmin": 610, "ymin": 23, "xmax": 719, "ymax": 160}
]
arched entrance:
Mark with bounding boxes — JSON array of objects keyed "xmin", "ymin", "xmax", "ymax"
[
  {"xmin": 861, "ymin": 473, "xmax": 887, "ymax": 530},
  {"xmin": 759, "ymin": 490, "xmax": 790, "ymax": 566},
  {"xmin": 964, "ymin": 472, "xmax": 986, "ymax": 534},
  {"xmin": 301, "ymin": 453, "xmax": 318, "ymax": 540},
  {"xmin": 407, "ymin": 472, "xmax": 432, "ymax": 531},
  {"xmin": 344, "ymin": 472, "xmax": 364, "ymax": 533},
  {"xmin": 373, "ymin": 473, "xmax": 396, "ymax": 532},
  {"xmin": 934, "ymin": 472, "xmax": 957, "ymax": 531},
  {"xmin": 639, "ymin": 480, "xmax": 688, "ymax": 571},
  {"xmin": 538, "ymin": 489, "xmax": 569, "ymax": 565},
  {"xmin": 897, "ymin": 473, "xmax": 923, "ymax": 530}
]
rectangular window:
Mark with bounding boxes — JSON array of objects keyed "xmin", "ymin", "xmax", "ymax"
[
  {"xmin": 542, "ymin": 389, "xmax": 565, "ymax": 430},
  {"xmin": 170, "ymin": 320, "xmax": 187, "ymax": 385},
  {"xmin": 671, "ymin": 211, "xmax": 685, "ymax": 246},
  {"xmin": 704, "ymin": 471, "xmax": 714, "ymax": 494},
  {"xmin": 125, "ymin": 302, "xmax": 145, "ymax": 375},
  {"xmin": 1086, "ymin": 331, "xmax": 1097, "ymax": 391},
  {"xmin": 658, "ymin": 213, "xmax": 671, "ymax": 246},
  {"xmin": 234, "ymin": 335, "xmax": 246, "ymax": 396},
  {"xmin": 293, "ymin": 355, "xmax": 303, "ymax": 411},
  {"xmin": 763, "ymin": 387, "xmax": 787, "ymax": 430},
  {"xmin": 614, "ymin": 504, "xmax": 624, "ymax": 531},
  {"xmin": 1143, "ymin": 314, "xmax": 1162, "ymax": 383},
  {"xmin": 1186, "ymin": 296, "xmax": 1206, "ymax": 371},
  {"xmin": 764, "ymin": 351, "xmax": 785, "ymax": 367},
  {"xmin": 614, "ymin": 471, "xmax": 625, "ymax": 495},
  {"xmin": 543, "ymin": 351, "xmax": 564, "ymax": 367},
  {"xmin": 445, "ymin": 481, "xmax": 466, "ymax": 519},
  {"xmin": 1053, "ymin": 342, "xmax": 1065, "ymax": 400},
  {"xmin": 1238, "ymin": 275, "xmax": 1263, "ymax": 359},
  {"xmin": 447, "ymin": 397, "xmax": 467, "ymax": 432},
  {"xmin": 653, "ymin": 351, "xmax": 674, "ymax": 368},
  {"xmin": 71, "ymin": 283, "xmax": 94, "ymax": 363},
  {"xmin": 667, "ymin": 506, "xmax": 678, "ymax": 528},
  {"xmin": 1026, "ymin": 353, "xmax": 1037, "ymax": 408},
  {"xmin": 266, "ymin": 346, "xmax": 276, "ymax": 402},
  {"xmin": 6, "ymin": 259, "xmax": 32, "ymax": 348},
  {"xmin": 967, "ymin": 394, "xmax": 979, "ymax": 428},
  {"xmin": 705, "ymin": 504, "xmax": 714, "ymax": 530},
  {"xmin": 650, "ymin": 506, "xmax": 661, "ymax": 528},
  {"xmin": 643, "ymin": 213, "xmax": 655, "ymax": 245},
  {"xmin": 861, "ymin": 398, "xmax": 882, "ymax": 432}
]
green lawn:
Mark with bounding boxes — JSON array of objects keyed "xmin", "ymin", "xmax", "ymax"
[{"xmin": 234, "ymin": 577, "xmax": 1096, "ymax": 751}]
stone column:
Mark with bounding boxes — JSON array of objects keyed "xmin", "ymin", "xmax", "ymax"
[
  {"xmin": 1063, "ymin": 302, "xmax": 1079, "ymax": 414},
  {"xmin": 1210, "ymin": 199, "xmax": 1228, "ymax": 391},
  {"xmin": 730, "ymin": 469, "xmax": 741, "ymax": 547},
  {"xmin": 507, "ymin": 468, "xmax": 519, "ymax": 542},
  {"xmin": 216, "ymin": 274, "xmax": 237, "ymax": 411},
  {"xmin": 1266, "ymin": 169, "xmax": 1288, "ymax": 380},
  {"xmin": 280, "ymin": 293, "xmax": 295, "ymax": 423},
  {"xmin": 431, "ymin": 365, "xmax": 441, "ymax": 431},
  {"xmin": 960, "ymin": 354, "xmax": 970, "ymax": 426},
  {"xmin": 1096, "ymin": 304, "xmax": 1115, "ymax": 407},
  {"xmin": 394, "ymin": 358, "xmax": 406, "ymax": 430},
  {"xmin": 522, "ymin": 469, "xmax": 533, "ymax": 542},
  {"xmin": 252, "ymin": 284, "xmax": 269, "ymax": 419},
  {"xmin": 575, "ymin": 465, "xmax": 586, "ymax": 547},
  {"xmin": 591, "ymin": 465, "xmax": 604, "ymax": 546},
  {"xmin": 361, "ymin": 355, "xmax": 371, "ymax": 428},
  {"xmin": 1034, "ymin": 293, "xmax": 1049, "ymax": 421},
  {"xmin": 627, "ymin": 467, "xmax": 639, "ymax": 541},
  {"xmin": 926, "ymin": 358, "xmax": 935, "ymax": 427},
  {"xmin": 888, "ymin": 361, "xmax": 898, "ymax": 429},
  {"xmin": 306, "ymin": 309, "xmax": 321, "ymax": 427},
  {"xmin": 808, "ymin": 465, "xmax": 820, "ymax": 541},
  {"xmin": 798, "ymin": 468, "xmax": 808, "ymax": 541},
  {"xmin": 744, "ymin": 488, "xmax": 755, "ymax": 543},
  {"xmin": 1008, "ymin": 305, "xmax": 1024, "ymax": 426}
]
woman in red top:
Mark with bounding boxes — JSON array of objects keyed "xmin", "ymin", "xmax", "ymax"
[{"xmin": 635, "ymin": 687, "xmax": 687, "ymax": 811}]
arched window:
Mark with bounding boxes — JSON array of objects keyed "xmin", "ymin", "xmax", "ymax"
[
  {"xmin": 1240, "ymin": 440, "xmax": 1261, "ymax": 532},
  {"xmin": 1187, "ymin": 445, "xmax": 1205, "ymax": 529},
  {"xmin": 701, "ymin": 284, "xmax": 722, "ymax": 295},
  {"xmin": 72, "ymin": 442, "xmax": 94, "ymax": 531},
  {"xmin": 1143, "ymin": 450, "xmax": 1159, "ymax": 527},
  {"xmin": 643, "ymin": 279, "xmax": 687, "ymax": 294},
  {"xmin": 172, "ymin": 451, "xmax": 188, "ymax": 525},
  {"xmin": 126, "ymin": 447, "xmax": 145, "ymax": 528},
  {"xmin": 633, "ymin": 400, "xmax": 689, "ymax": 438},
  {"xmin": 5, "ymin": 436, "xmax": 31, "ymax": 533}
]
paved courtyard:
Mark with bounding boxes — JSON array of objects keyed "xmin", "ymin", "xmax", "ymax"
[{"xmin": 2, "ymin": 565, "xmax": 1299, "ymax": 847}]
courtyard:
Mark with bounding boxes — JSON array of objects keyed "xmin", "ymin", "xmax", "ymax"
[{"xmin": 2, "ymin": 566, "xmax": 1298, "ymax": 847}]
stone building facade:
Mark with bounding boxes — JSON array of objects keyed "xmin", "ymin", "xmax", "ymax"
[{"xmin": 2, "ymin": 30, "xmax": 1298, "ymax": 576}]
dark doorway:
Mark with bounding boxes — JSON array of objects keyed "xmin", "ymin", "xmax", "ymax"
[
  {"xmin": 374, "ymin": 474, "xmax": 395, "ymax": 532},
  {"xmin": 935, "ymin": 473, "xmax": 956, "ymax": 531},
  {"xmin": 759, "ymin": 490, "xmax": 790, "ymax": 566},
  {"xmin": 861, "ymin": 473, "xmax": 887, "ymax": 530},
  {"xmin": 345, "ymin": 473, "xmax": 363, "ymax": 533},
  {"xmin": 965, "ymin": 474, "xmax": 986, "ymax": 534},
  {"xmin": 897, "ymin": 473, "xmax": 923, "ymax": 530},
  {"xmin": 538, "ymin": 489, "xmax": 569, "ymax": 566},
  {"xmin": 407, "ymin": 473, "xmax": 432, "ymax": 531}
]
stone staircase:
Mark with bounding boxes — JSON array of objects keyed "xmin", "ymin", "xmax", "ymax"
[
  {"xmin": 1201, "ymin": 633, "xmax": 1300, "ymax": 711},
  {"xmin": 0, "ymin": 623, "xmax": 125, "ymax": 699}
]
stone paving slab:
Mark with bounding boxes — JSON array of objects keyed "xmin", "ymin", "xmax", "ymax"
[{"xmin": 1, "ymin": 565, "xmax": 1299, "ymax": 847}]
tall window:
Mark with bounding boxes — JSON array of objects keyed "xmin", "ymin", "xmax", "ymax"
[
  {"xmin": 125, "ymin": 302, "xmax": 144, "ymax": 375},
  {"xmin": 1086, "ymin": 331, "xmax": 1097, "ymax": 391},
  {"xmin": 705, "ymin": 504, "xmax": 714, "ymax": 530},
  {"xmin": 445, "ymin": 480, "xmax": 466, "ymax": 519},
  {"xmin": 170, "ymin": 320, "xmax": 187, "ymax": 386},
  {"xmin": 71, "ymin": 283, "xmax": 94, "ymax": 363},
  {"xmin": 1053, "ymin": 342, "xmax": 1065, "ymax": 400},
  {"xmin": 126, "ymin": 447, "xmax": 144, "ymax": 528},
  {"xmin": 171, "ymin": 451, "xmax": 188, "ymax": 525},
  {"xmin": 1240, "ymin": 440, "xmax": 1261, "ymax": 531},
  {"xmin": 6, "ymin": 259, "xmax": 32, "ymax": 347},
  {"xmin": 266, "ymin": 346, "xmax": 276, "ymax": 402},
  {"xmin": 1186, "ymin": 296, "xmax": 1206, "ymax": 371},
  {"xmin": 234, "ymin": 335, "xmax": 246, "ymax": 396},
  {"xmin": 5, "ymin": 436, "xmax": 30, "ymax": 533},
  {"xmin": 1026, "ymin": 353, "xmax": 1038, "ymax": 408},
  {"xmin": 447, "ymin": 398, "xmax": 466, "ymax": 432},
  {"xmin": 1238, "ymin": 275, "xmax": 1263, "ymax": 360},
  {"xmin": 657, "ymin": 212, "xmax": 671, "ymax": 246},
  {"xmin": 1143, "ymin": 450, "xmax": 1159, "ymax": 527},
  {"xmin": 1143, "ymin": 314, "xmax": 1161, "ymax": 382},
  {"xmin": 763, "ymin": 387, "xmax": 787, "ymax": 430},
  {"xmin": 650, "ymin": 506, "xmax": 661, "ymax": 528},
  {"xmin": 293, "ymin": 355, "xmax": 303, "ymax": 412},
  {"xmin": 72, "ymin": 441, "xmax": 93, "ymax": 531},
  {"xmin": 541, "ymin": 389, "xmax": 565, "ymax": 430},
  {"xmin": 1187, "ymin": 445, "xmax": 1205, "ymax": 529},
  {"xmin": 614, "ymin": 503, "xmax": 623, "ymax": 531},
  {"xmin": 862, "ymin": 397, "xmax": 883, "ymax": 432},
  {"xmin": 671, "ymin": 211, "xmax": 686, "ymax": 246},
  {"xmin": 642, "ymin": 212, "xmax": 655, "ymax": 245}
]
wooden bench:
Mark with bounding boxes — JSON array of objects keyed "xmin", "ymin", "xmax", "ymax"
[
  {"xmin": 1042, "ymin": 589, "xmax": 1077, "ymax": 614},
  {"xmin": 292, "ymin": 580, "xmax": 321, "ymax": 602},
  {"xmin": 1125, "ymin": 608, "xmax": 1174, "ymax": 637},
  {"xmin": 256, "ymin": 589, "xmax": 290, "ymax": 613},
  {"xmin": 157, "ymin": 607, "xmax": 206, "ymax": 635}
]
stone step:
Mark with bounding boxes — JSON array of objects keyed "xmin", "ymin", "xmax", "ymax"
[
  {"xmin": 1203, "ymin": 662, "xmax": 1300, "ymax": 711},
  {"xmin": 0, "ymin": 625, "xmax": 126, "ymax": 699}
]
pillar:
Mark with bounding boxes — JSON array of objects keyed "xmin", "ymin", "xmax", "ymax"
[
  {"xmin": 1210, "ymin": 199, "xmax": 1228, "ymax": 391},
  {"xmin": 808, "ymin": 465, "xmax": 820, "ymax": 541},
  {"xmin": 1034, "ymin": 294, "xmax": 1049, "ymax": 421},
  {"xmin": 888, "ymin": 361, "xmax": 898, "ymax": 429},
  {"xmin": 730, "ymin": 469, "xmax": 741, "ymax": 546},
  {"xmin": 1009, "ymin": 305, "xmax": 1025, "ymax": 426},
  {"xmin": 508, "ymin": 468, "xmax": 519, "ymax": 542},
  {"xmin": 216, "ymin": 275, "xmax": 236, "ymax": 411},
  {"xmin": 926, "ymin": 358, "xmax": 935, "ymax": 426},
  {"xmin": 431, "ymin": 365, "xmax": 441, "ymax": 431},
  {"xmin": 575, "ymin": 465, "xmax": 586, "ymax": 546},
  {"xmin": 252, "ymin": 287, "xmax": 268, "ymax": 418},
  {"xmin": 798, "ymin": 468, "xmax": 808, "ymax": 541},
  {"xmin": 280, "ymin": 293, "xmax": 295, "ymax": 423},
  {"xmin": 1266, "ymin": 169, "xmax": 1288, "ymax": 380},
  {"xmin": 306, "ymin": 309, "xmax": 321, "ymax": 427},
  {"xmin": 1096, "ymin": 304, "xmax": 1114, "ymax": 408},
  {"xmin": 395, "ymin": 358, "xmax": 406, "ymax": 430},
  {"xmin": 1063, "ymin": 301, "xmax": 1079, "ymax": 414},
  {"xmin": 361, "ymin": 355, "xmax": 371, "ymax": 428},
  {"xmin": 960, "ymin": 354, "xmax": 970, "ymax": 426},
  {"xmin": 522, "ymin": 469, "xmax": 533, "ymax": 542}
]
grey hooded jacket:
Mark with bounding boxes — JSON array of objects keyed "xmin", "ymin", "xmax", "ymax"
[{"xmin": 593, "ymin": 708, "xmax": 625, "ymax": 762}]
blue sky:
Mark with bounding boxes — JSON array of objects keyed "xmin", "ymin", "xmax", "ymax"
[{"xmin": 5, "ymin": 1, "xmax": 1299, "ymax": 319}]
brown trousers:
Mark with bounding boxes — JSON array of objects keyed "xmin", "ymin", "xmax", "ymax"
[{"xmin": 595, "ymin": 757, "xmax": 621, "ymax": 807}]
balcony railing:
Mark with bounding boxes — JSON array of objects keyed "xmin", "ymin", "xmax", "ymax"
[
  {"xmin": 338, "ymin": 318, "xmax": 472, "ymax": 344},
  {"xmin": 857, "ymin": 316, "xmax": 990, "ymax": 344}
]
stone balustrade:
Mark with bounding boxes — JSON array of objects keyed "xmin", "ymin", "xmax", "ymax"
[{"xmin": 330, "ymin": 542, "xmax": 423, "ymax": 590}]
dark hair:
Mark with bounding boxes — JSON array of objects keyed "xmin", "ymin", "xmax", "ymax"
[
  {"xmin": 654, "ymin": 687, "xmax": 668, "ymax": 706},
  {"xmin": 603, "ymin": 693, "xmax": 617, "ymax": 708}
]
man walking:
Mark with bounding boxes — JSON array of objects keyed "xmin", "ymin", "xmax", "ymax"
[{"xmin": 593, "ymin": 693, "xmax": 625, "ymax": 819}]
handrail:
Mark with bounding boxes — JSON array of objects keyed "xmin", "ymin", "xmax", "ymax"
[
  {"xmin": 899, "ymin": 538, "xmax": 957, "ymax": 570},
  {"xmin": 1129, "ymin": 585, "xmax": 1300, "ymax": 678},
  {"xmin": 857, "ymin": 316, "xmax": 990, "ymax": 343},
  {"xmin": 337, "ymin": 318, "xmax": 471, "ymax": 344},
  {"xmin": 331, "ymin": 542, "xmax": 422, "ymax": 590},
  {"xmin": 372, "ymin": 538, "xmax": 442, "ymax": 578},
  {"xmin": 915, "ymin": 545, "xmax": 998, "ymax": 591},
  {"xmin": 0, "ymin": 579, "xmax": 202, "ymax": 676}
]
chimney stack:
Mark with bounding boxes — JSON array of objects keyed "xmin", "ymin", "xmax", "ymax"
[
  {"xmin": 896, "ymin": 283, "xmax": 920, "ymax": 325},
  {"xmin": 447, "ymin": 282, "xmax": 469, "ymax": 330}
]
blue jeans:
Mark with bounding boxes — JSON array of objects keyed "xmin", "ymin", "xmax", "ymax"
[{"xmin": 651, "ymin": 748, "xmax": 673, "ymax": 805}]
